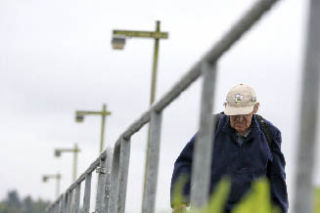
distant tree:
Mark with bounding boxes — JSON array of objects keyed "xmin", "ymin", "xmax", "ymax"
[
  {"xmin": 6, "ymin": 191, "xmax": 21, "ymax": 210},
  {"xmin": 31, "ymin": 198, "xmax": 50, "ymax": 213},
  {"xmin": 21, "ymin": 196, "xmax": 32, "ymax": 213},
  {"xmin": 0, "ymin": 190, "xmax": 50, "ymax": 213}
]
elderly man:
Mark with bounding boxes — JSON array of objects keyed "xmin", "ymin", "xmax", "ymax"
[{"xmin": 170, "ymin": 84, "xmax": 288, "ymax": 213}]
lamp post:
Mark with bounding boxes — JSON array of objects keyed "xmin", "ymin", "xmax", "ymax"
[
  {"xmin": 75, "ymin": 104, "xmax": 111, "ymax": 154},
  {"xmin": 111, "ymin": 20, "xmax": 169, "ymax": 105},
  {"xmin": 42, "ymin": 173, "xmax": 61, "ymax": 198},
  {"xmin": 54, "ymin": 144, "xmax": 80, "ymax": 181},
  {"xmin": 111, "ymin": 21, "xmax": 168, "ymax": 209}
]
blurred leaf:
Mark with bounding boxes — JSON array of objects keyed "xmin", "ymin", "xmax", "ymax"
[
  {"xmin": 172, "ymin": 174, "xmax": 189, "ymax": 208},
  {"xmin": 232, "ymin": 178, "xmax": 279, "ymax": 213},
  {"xmin": 315, "ymin": 187, "xmax": 320, "ymax": 213},
  {"xmin": 191, "ymin": 177, "xmax": 230, "ymax": 213}
]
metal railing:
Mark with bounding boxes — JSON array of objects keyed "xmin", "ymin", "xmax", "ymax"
[{"xmin": 45, "ymin": 0, "xmax": 319, "ymax": 212}]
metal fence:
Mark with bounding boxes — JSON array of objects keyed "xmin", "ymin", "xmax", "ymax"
[{"xmin": 45, "ymin": 0, "xmax": 320, "ymax": 212}]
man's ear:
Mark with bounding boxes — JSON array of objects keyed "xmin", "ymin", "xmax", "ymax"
[{"xmin": 253, "ymin": 102, "xmax": 260, "ymax": 114}]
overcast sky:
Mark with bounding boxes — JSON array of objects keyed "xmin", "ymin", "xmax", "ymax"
[{"xmin": 0, "ymin": 0, "xmax": 318, "ymax": 212}]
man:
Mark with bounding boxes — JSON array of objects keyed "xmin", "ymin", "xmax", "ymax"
[{"xmin": 170, "ymin": 84, "xmax": 288, "ymax": 213}]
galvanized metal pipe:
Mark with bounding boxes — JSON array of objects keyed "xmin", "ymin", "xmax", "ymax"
[
  {"xmin": 293, "ymin": 0, "xmax": 320, "ymax": 212},
  {"xmin": 190, "ymin": 62, "xmax": 217, "ymax": 208},
  {"xmin": 103, "ymin": 147, "xmax": 113, "ymax": 212},
  {"xmin": 142, "ymin": 111, "xmax": 163, "ymax": 213},
  {"xmin": 49, "ymin": 203, "xmax": 52, "ymax": 213},
  {"xmin": 54, "ymin": 201, "xmax": 58, "ymax": 213},
  {"xmin": 54, "ymin": 202, "xmax": 58, "ymax": 213},
  {"xmin": 66, "ymin": 193, "xmax": 71, "ymax": 213},
  {"xmin": 95, "ymin": 152, "xmax": 107, "ymax": 213},
  {"xmin": 73, "ymin": 184, "xmax": 81, "ymax": 213},
  {"xmin": 82, "ymin": 173, "xmax": 92, "ymax": 213},
  {"xmin": 58, "ymin": 196, "xmax": 63, "ymax": 213},
  {"xmin": 108, "ymin": 142, "xmax": 121, "ymax": 213},
  {"xmin": 117, "ymin": 139, "xmax": 131, "ymax": 213},
  {"xmin": 67, "ymin": 190, "xmax": 73, "ymax": 213},
  {"xmin": 49, "ymin": 204, "xmax": 52, "ymax": 213},
  {"xmin": 66, "ymin": 151, "xmax": 106, "ymax": 193},
  {"xmin": 62, "ymin": 194, "xmax": 67, "ymax": 213}
]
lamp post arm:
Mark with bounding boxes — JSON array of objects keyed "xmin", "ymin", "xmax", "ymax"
[
  {"xmin": 76, "ymin": 111, "xmax": 103, "ymax": 116},
  {"xmin": 44, "ymin": 174, "xmax": 58, "ymax": 179},
  {"xmin": 112, "ymin": 30, "xmax": 168, "ymax": 39},
  {"xmin": 56, "ymin": 148, "xmax": 80, "ymax": 153},
  {"xmin": 76, "ymin": 110, "xmax": 111, "ymax": 116}
]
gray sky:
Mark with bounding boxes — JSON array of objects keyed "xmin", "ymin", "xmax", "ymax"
[{"xmin": 0, "ymin": 0, "xmax": 318, "ymax": 212}]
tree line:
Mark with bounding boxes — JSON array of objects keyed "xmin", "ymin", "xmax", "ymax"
[{"xmin": 0, "ymin": 190, "xmax": 50, "ymax": 213}]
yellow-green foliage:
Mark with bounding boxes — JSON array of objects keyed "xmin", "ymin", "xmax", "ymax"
[
  {"xmin": 190, "ymin": 178, "xmax": 231, "ymax": 213},
  {"xmin": 315, "ymin": 187, "xmax": 320, "ymax": 213},
  {"xmin": 231, "ymin": 179, "xmax": 279, "ymax": 213},
  {"xmin": 172, "ymin": 177, "xmax": 279, "ymax": 213},
  {"xmin": 171, "ymin": 175, "xmax": 189, "ymax": 208}
]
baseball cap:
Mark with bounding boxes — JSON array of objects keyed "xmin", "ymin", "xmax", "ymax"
[{"xmin": 224, "ymin": 84, "xmax": 257, "ymax": 115}]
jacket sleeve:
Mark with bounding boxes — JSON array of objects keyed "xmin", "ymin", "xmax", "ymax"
[
  {"xmin": 267, "ymin": 129, "xmax": 289, "ymax": 213},
  {"xmin": 170, "ymin": 134, "xmax": 196, "ymax": 207}
]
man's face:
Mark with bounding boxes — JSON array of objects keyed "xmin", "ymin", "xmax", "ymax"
[{"xmin": 230, "ymin": 112, "xmax": 254, "ymax": 134}]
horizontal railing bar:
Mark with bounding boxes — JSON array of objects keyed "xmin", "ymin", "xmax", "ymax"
[
  {"xmin": 154, "ymin": 0, "xmax": 280, "ymax": 112},
  {"xmin": 47, "ymin": 150, "xmax": 107, "ymax": 210},
  {"xmin": 64, "ymin": 151, "xmax": 106, "ymax": 193},
  {"xmin": 204, "ymin": 0, "xmax": 279, "ymax": 64},
  {"xmin": 122, "ymin": 111, "xmax": 150, "ymax": 140},
  {"xmin": 117, "ymin": 0, "xmax": 280, "ymax": 142},
  {"xmin": 50, "ymin": 194, "xmax": 64, "ymax": 208}
]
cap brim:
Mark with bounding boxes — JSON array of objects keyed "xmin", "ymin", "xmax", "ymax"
[{"xmin": 224, "ymin": 105, "xmax": 254, "ymax": 116}]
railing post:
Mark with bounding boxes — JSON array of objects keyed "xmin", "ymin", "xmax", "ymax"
[
  {"xmin": 54, "ymin": 202, "xmax": 58, "ymax": 213},
  {"xmin": 58, "ymin": 195, "xmax": 63, "ymax": 213},
  {"xmin": 190, "ymin": 61, "xmax": 217, "ymax": 209},
  {"xmin": 104, "ymin": 148, "xmax": 113, "ymax": 212},
  {"xmin": 56, "ymin": 201, "xmax": 60, "ymax": 213},
  {"xmin": 96, "ymin": 152, "xmax": 107, "ymax": 213},
  {"xmin": 293, "ymin": 0, "xmax": 320, "ymax": 212},
  {"xmin": 82, "ymin": 173, "xmax": 92, "ymax": 213},
  {"xmin": 66, "ymin": 191, "xmax": 72, "ymax": 213},
  {"xmin": 117, "ymin": 138, "xmax": 131, "ymax": 213},
  {"xmin": 73, "ymin": 184, "xmax": 81, "ymax": 213},
  {"xmin": 108, "ymin": 144, "xmax": 120, "ymax": 213},
  {"xmin": 61, "ymin": 194, "xmax": 66, "ymax": 213},
  {"xmin": 63, "ymin": 193, "xmax": 68, "ymax": 213},
  {"xmin": 142, "ymin": 111, "xmax": 163, "ymax": 213},
  {"xmin": 107, "ymin": 138, "xmax": 131, "ymax": 213}
]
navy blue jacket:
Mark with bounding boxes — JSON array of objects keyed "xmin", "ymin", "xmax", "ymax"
[{"xmin": 170, "ymin": 114, "xmax": 288, "ymax": 213}]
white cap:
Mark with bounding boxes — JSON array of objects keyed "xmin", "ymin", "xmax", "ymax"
[{"xmin": 224, "ymin": 84, "xmax": 257, "ymax": 115}]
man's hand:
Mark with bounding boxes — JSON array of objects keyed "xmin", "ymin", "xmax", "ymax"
[{"xmin": 172, "ymin": 204, "xmax": 187, "ymax": 213}]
